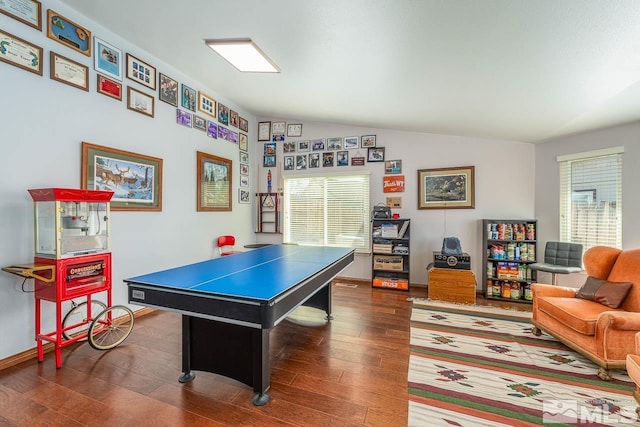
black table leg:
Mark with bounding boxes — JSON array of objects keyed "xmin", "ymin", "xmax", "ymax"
[{"xmin": 179, "ymin": 315, "xmax": 196, "ymax": 383}]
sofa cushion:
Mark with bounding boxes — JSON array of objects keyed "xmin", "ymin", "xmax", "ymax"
[
  {"xmin": 536, "ymin": 297, "xmax": 616, "ymax": 335},
  {"xmin": 576, "ymin": 276, "xmax": 632, "ymax": 309}
]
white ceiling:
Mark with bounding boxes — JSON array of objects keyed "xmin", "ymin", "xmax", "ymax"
[{"xmin": 60, "ymin": 0, "xmax": 640, "ymax": 143}]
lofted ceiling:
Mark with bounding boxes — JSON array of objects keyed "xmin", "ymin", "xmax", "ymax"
[{"xmin": 59, "ymin": 0, "xmax": 640, "ymax": 143}]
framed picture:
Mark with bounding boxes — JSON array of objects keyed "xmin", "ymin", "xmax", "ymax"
[
  {"xmin": 264, "ymin": 155, "xmax": 276, "ymax": 167},
  {"xmin": 81, "ymin": 141, "xmax": 163, "ymax": 211},
  {"xmin": 126, "ymin": 53, "xmax": 156, "ymax": 90},
  {"xmin": 176, "ymin": 109, "xmax": 192, "ymax": 127},
  {"xmin": 50, "ymin": 51, "xmax": 88, "ymax": 91},
  {"xmin": 272, "ymin": 134, "xmax": 284, "ymax": 142},
  {"xmin": 97, "ymin": 74, "xmax": 122, "ymax": 100},
  {"xmin": 240, "ymin": 175, "xmax": 249, "ymax": 187},
  {"xmin": 181, "ymin": 83, "xmax": 196, "ymax": 111},
  {"xmin": 197, "ymin": 151, "xmax": 232, "ymax": 212},
  {"xmin": 272, "ymin": 121, "xmax": 285, "ymax": 134},
  {"xmin": 229, "ymin": 109, "xmax": 238, "ymax": 127},
  {"xmin": 193, "ymin": 115, "xmax": 207, "ymax": 132},
  {"xmin": 206, "ymin": 121, "xmax": 217, "ymax": 138},
  {"xmin": 367, "ymin": 147, "xmax": 385, "ymax": 162},
  {"xmin": 0, "ymin": 0, "xmax": 42, "ymax": 30},
  {"xmin": 0, "ymin": 29, "xmax": 43, "ymax": 75},
  {"xmin": 47, "ymin": 10, "xmax": 91, "ymax": 56},
  {"xmin": 336, "ymin": 150, "xmax": 349, "ymax": 166},
  {"xmin": 311, "ymin": 139, "xmax": 325, "ymax": 151},
  {"xmin": 309, "ymin": 153, "xmax": 320, "ymax": 168},
  {"xmin": 239, "ymin": 117, "xmax": 249, "ymax": 132},
  {"xmin": 383, "ymin": 175, "xmax": 405, "ymax": 193},
  {"xmin": 283, "ymin": 142, "xmax": 296, "ymax": 153},
  {"xmin": 258, "ymin": 121, "xmax": 271, "ymax": 141},
  {"xmin": 322, "ymin": 152, "xmax": 334, "ymax": 167},
  {"xmin": 240, "ymin": 163, "xmax": 249, "ymax": 175},
  {"xmin": 418, "ymin": 166, "xmax": 475, "ymax": 210},
  {"xmin": 198, "ymin": 91, "xmax": 216, "ymax": 118},
  {"xmin": 297, "ymin": 140, "xmax": 309, "ymax": 152},
  {"xmin": 218, "ymin": 103, "xmax": 229, "ymax": 125},
  {"xmin": 361, "ymin": 135, "xmax": 376, "ymax": 147},
  {"xmin": 327, "ymin": 137, "xmax": 342, "ymax": 150},
  {"xmin": 239, "ymin": 188, "xmax": 250, "ymax": 204},
  {"xmin": 127, "ymin": 86, "xmax": 154, "ymax": 118},
  {"xmin": 264, "ymin": 142, "xmax": 276, "ymax": 156},
  {"xmin": 284, "ymin": 155, "xmax": 294, "ymax": 170},
  {"xmin": 239, "ymin": 151, "xmax": 249, "ymax": 164},
  {"xmin": 229, "ymin": 130, "xmax": 238, "ymax": 144},
  {"xmin": 94, "ymin": 37, "xmax": 122, "ymax": 81},
  {"xmin": 344, "ymin": 136, "xmax": 359, "ymax": 149},
  {"xmin": 351, "ymin": 156, "xmax": 365, "ymax": 166},
  {"xmin": 386, "ymin": 196, "xmax": 402, "ymax": 209},
  {"xmin": 159, "ymin": 73, "xmax": 178, "ymax": 106},
  {"xmin": 296, "ymin": 154, "xmax": 307, "ymax": 170},
  {"xmin": 218, "ymin": 126, "xmax": 229, "ymax": 140},
  {"xmin": 385, "ymin": 160, "xmax": 402, "ymax": 174},
  {"xmin": 287, "ymin": 123, "xmax": 302, "ymax": 137},
  {"xmin": 239, "ymin": 133, "xmax": 248, "ymax": 151}
]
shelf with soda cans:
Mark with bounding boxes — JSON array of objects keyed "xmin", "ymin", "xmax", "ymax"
[{"xmin": 482, "ymin": 219, "xmax": 538, "ymax": 303}]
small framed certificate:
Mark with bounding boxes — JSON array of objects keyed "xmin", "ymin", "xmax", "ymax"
[
  {"xmin": 0, "ymin": 29, "xmax": 42, "ymax": 75},
  {"xmin": 0, "ymin": 0, "xmax": 42, "ymax": 30},
  {"xmin": 50, "ymin": 51, "xmax": 89, "ymax": 91}
]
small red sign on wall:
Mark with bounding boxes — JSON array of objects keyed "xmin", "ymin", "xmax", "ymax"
[{"xmin": 383, "ymin": 175, "xmax": 405, "ymax": 193}]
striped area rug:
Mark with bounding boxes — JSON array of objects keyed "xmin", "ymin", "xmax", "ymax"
[{"xmin": 408, "ymin": 300, "xmax": 638, "ymax": 426}]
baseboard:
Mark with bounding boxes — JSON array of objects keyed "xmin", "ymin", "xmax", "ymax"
[
  {"xmin": 0, "ymin": 306, "xmax": 156, "ymax": 372},
  {"xmin": 334, "ymin": 276, "xmax": 426, "ymax": 289}
]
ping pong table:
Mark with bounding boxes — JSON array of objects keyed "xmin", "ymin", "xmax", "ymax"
[{"xmin": 124, "ymin": 244, "xmax": 354, "ymax": 405}]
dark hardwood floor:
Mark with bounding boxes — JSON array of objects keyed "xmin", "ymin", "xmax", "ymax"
[{"xmin": 0, "ymin": 282, "xmax": 530, "ymax": 426}]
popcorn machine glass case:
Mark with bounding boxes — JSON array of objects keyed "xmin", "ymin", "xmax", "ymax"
[{"xmin": 29, "ymin": 188, "xmax": 112, "ymax": 259}]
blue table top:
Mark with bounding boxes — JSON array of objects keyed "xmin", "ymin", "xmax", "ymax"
[{"xmin": 124, "ymin": 245, "xmax": 353, "ymax": 301}]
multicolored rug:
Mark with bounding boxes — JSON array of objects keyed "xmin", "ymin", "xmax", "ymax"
[{"xmin": 408, "ymin": 300, "xmax": 638, "ymax": 426}]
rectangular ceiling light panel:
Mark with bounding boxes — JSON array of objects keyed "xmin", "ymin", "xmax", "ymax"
[{"xmin": 205, "ymin": 38, "xmax": 280, "ymax": 73}]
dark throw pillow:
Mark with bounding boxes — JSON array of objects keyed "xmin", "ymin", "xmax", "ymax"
[{"xmin": 576, "ymin": 276, "xmax": 633, "ymax": 309}]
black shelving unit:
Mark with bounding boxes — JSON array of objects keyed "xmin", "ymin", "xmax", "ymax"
[
  {"xmin": 371, "ymin": 218, "xmax": 410, "ymax": 291},
  {"xmin": 482, "ymin": 219, "xmax": 538, "ymax": 303}
]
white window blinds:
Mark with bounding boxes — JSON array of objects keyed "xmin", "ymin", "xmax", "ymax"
[
  {"xmin": 558, "ymin": 147, "xmax": 623, "ymax": 251},
  {"xmin": 284, "ymin": 173, "xmax": 371, "ymax": 253}
]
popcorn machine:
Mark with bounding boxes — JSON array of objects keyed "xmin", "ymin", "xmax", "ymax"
[{"xmin": 2, "ymin": 188, "xmax": 133, "ymax": 368}]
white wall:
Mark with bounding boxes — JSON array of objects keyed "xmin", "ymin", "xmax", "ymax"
[
  {"xmin": 0, "ymin": 1, "xmax": 256, "ymax": 360},
  {"xmin": 254, "ymin": 119, "xmax": 536, "ymax": 287},
  {"xmin": 534, "ymin": 122, "xmax": 640, "ymax": 286}
]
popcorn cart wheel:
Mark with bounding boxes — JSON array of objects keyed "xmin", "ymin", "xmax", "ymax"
[{"xmin": 62, "ymin": 300, "xmax": 134, "ymax": 349}]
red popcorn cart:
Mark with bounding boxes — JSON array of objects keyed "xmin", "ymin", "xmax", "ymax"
[{"xmin": 2, "ymin": 188, "xmax": 133, "ymax": 368}]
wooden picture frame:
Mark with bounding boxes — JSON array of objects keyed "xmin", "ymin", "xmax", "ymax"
[
  {"xmin": 97, "ymin": 74, "xmax": 122, "ymax": 100},
  {"xmin": 47, "ymin": 10, "xmax": 91, "ymax": 56},
  {"xmin": 197, "ymin": 91, "xmax": 216, "ymax": 118},
  {"xmin": 239, "ymin": 117, "xmax": 249, "ymax": 132},
  {"xmin": 81, "ymin": 141, "xmax": 163, "ymax": 211},
  {"xmin": 229, "ymin": 109, "xmax": 238, "ymax": 127},
  {"xmin": 418, "ymin": 166, "xmax": 475, "ymax": 210},
  {"xmin": 181, "ymin": 83, "xmax": 196, "ymax": 111},
  {"xmin": 367, "ymin": 147, "xmax": 385, "ymax": 162},
  {"xmin": 258, "ymin": 121, "xmax": 271, "ymax": 141},
  {"xmin": 0, "ymin": 29, "xmax": 43, "ymax": 75},
  {"xmin": 93, "ymin": 37, "xmax": 122, "ymax": 81},
  {"xmin": 287, "ymin": 123, "xmax": 302, "ymax": 137},
  {"xmin": 218, "ymin": 103, "xmax": 229, "ymax": 125},
  {"xmin": 197, "ymin": 151, "xmax": 232, "ymax": 212},
  {"xmin": 50, "ymin": 51, "xmax": 89, "ymax": 91},
  {"xmin": 193, "ymin": 115, "xmax": 207, "ymax": 132},
  {"xmin": 159, "ymin": 73, "xmax": 178, "ymax": 106},
  {"xmin": 0, "ymin": 0, "xmax": 42, "ymax": 30},
  {"xmin": 126, "ymin": 53, "xmax": 156, "ymax": 90},
  {"xmin": 239, "ymin": 133, "xmax": 248, "ymax": 151},
  {"xmin": 127, "ymin": 86, "xmax": 154, "ymax": 118},
  {"xmin": 361, "ymin": 135, "xmax": 376, "ymax": 147}
]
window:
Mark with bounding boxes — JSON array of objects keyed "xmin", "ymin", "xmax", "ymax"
[
  {"xmin": 284, "ymin": 173, "xmax": 370, "ymax": 253},
  {"xmin": 558, "ymin": 147, "xmax": 623, "ymax": 251}
]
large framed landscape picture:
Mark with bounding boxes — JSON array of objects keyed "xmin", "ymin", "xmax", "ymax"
[
  {"xmin": 81, "ymin": 142, "xmax": 163, "ymax": 211},
  {"xmin": 418, "ymin": 165, "xmax": 475, "ymax": 209}
]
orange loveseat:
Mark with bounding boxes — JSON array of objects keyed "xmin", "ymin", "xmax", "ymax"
[{"xmin": 531, "ymin": 246, "xmax": 640, "ymax": 380}]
